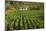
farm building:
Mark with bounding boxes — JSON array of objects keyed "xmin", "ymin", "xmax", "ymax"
[{"xmin": 16, "ymin": 6, "xmax": 31, "ymax": 10}]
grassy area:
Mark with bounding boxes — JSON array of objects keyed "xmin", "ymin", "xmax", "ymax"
[{"xmin": 5, "ymin": 9, "xmax": 44, "ymax": 31}]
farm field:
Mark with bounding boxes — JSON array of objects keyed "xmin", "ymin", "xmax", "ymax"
[
  {"xmin": 5, "ymin": 10, "xmax": 44, "ymax": 30},
  {"xmin": 5, "ymin": 1, "xmax": 44, "ymax": 31}
]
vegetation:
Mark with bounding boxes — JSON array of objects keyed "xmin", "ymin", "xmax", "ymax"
[{"xmin": 5, "ymin": 1, "xmax": 44, "ymax": 31}]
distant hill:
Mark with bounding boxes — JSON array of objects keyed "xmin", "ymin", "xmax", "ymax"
[{"xmin": 5, "ymin": 1, "xmax": 44, "ymax": 10}]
